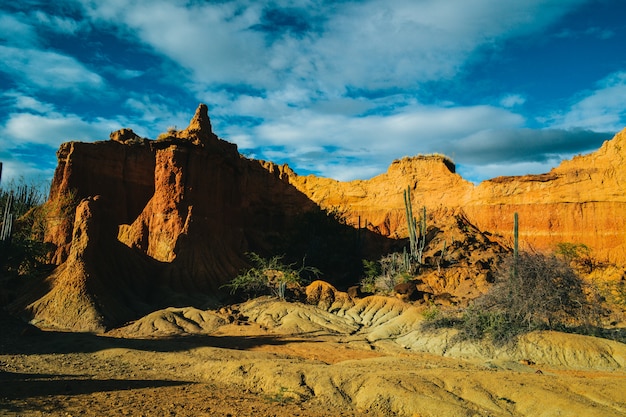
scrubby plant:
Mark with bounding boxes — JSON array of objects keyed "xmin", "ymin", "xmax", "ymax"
[
  {"xmin": 554, "ymin": 242, "xmax": 597, "ymax": 273},
  {"xmin": 360, "ymin": 259, "xmax": 381, "ymax": 293},
  {"xmin": 1, "ymin": 178, "xmax": 54, "ymax": 302},
  {"xmin": 457, "ymin": 252, "xmax": 590, "ymax": 345},
  {"xmin": 156, "ymin": 125, "xmax": 179, "ymax": 141},
  {"xmin": 225, "ymin": 252, "xmax": 320, "ymax": 300},
  {"xmin": 422, "ymin": 303, "xmax": 442, "ymax": 322},
  {"xmin": 373, "ymin": 252, "xmax": 413, "ymax": 293}
]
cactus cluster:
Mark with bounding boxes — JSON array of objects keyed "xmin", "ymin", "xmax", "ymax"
[{"xmin": 403, "ymin": 186, "xmax": 427, "ymax": 269}]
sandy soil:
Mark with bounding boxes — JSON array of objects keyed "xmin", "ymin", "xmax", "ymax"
[{"xmin": 2, "ymin": 296, "xmax": 626, "ymax": 417}]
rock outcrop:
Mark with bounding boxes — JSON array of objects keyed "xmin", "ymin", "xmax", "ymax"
[
  {"xmin": 285, "ymin": 132, "xmax": 626, "ymax": 264},
  {"xmin": 19, "ymin": 104, "xmax": 625, "ymax": 331},
  {"xmin": 19, "ymin": 196, "xmax": 156, "ymax": 332},
  {"xmin": 25, "ymin": 104, "xmax": 388, "ymax": 331}
]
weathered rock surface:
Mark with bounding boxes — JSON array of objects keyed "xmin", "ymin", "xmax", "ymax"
[
  {"xmin": 28, "ymin": 104, "xmax": 387, "ymax": 330},
  {"xmin": 285, "ymin": 131, "xmax": 626, "ymax": 264},
  {"xmin": 22, "ymin": 104, "xmax": 626, "ymax": 331},
  {"xmin": 17, "ymin": 196, "xmax": 156, "ymax": 332}
]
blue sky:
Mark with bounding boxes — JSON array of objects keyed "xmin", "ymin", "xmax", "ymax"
[{"xmin": 1, "ymin": 0, "xmax": 625, "ymax": 185}]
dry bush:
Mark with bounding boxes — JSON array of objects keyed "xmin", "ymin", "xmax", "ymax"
[{"xmin": 459, "ymin": 252, "xmax": 592, "ymax": 345}]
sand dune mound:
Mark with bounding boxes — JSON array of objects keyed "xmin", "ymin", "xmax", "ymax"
[
  {"xmin": 109, "ymin": 307, "xmax": 228, "ymax": 337},
  {"xmin": 104, "ymin": 291, "xmax": 626, "ymax": 372},
  {"xmin": 4, "ymin": 294, "xmax": 625, "ymax": 417}
]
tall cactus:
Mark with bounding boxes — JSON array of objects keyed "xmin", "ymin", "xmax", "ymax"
[
  {"xmin": 417, "ymin": 205, "xmax": 427, "ymax": 264},
  {"xmin": 403, "ymin": 186, "xmax": 417, "ymax": 257},
  {"xmin": 403, "ymin": 186, "xmax": 428, "ymax": 266},
  {"xmin": 513, "ymin": 212, "xmax": 519, "ymax": 277},
  {"xmin": 1, "ymin": 191, "xmax": 13, "ymax": 243}
]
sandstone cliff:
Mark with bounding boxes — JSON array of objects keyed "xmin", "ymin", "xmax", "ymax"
[
  {"xmin": 18, "ymin": 104, "xmax": 625, "ymax": 331},
  {"xmin": 21, "ymin": 105, "xmax": 384, "ymax": 330},
  {"xmin": 285, "ymin": 132, "xmax": 626, "ymax": 264}
]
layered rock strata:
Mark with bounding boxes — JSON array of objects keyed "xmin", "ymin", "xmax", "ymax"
[
  {"xmin": 24, "ymin": 104, "xmax": 626, "ymax": 331},
  {"xmin": 286, "ymin": 131, "xmax": 626, "ymax": 264}
]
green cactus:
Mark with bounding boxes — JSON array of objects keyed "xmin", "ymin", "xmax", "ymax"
[
  {"xmin": 417, "ymin": 206, "xmax": 427, "ymax": 264},
  {"xmin": 513, "ymin": 212, "xmax": 519, "ymax": 277},
  {"xmin": 403, "ymin": 186, "xmax": 417, "ymax": 257},
  {"xmin": 403, "ymin": 186, "xmax": 428, "ymax": 267}
]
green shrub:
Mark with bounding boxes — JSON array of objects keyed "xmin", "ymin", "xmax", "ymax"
[
  {"xmin": 225, "ymin": 252, "xmax": 320, "ymax": 300},
  {"xmin": 1, "ymin": 178, "xmax": 53, "ymax": 303},
  {"xmin": 554, "ymin": 242, "xmax": 597, "ymax": 273},
  {"xmin": 371, "ymin": 252, "xmax": 413, "ymax": 293},
  {"xmin": 422, "ymin": 303, "xmax": 442, "ymax": 322}
]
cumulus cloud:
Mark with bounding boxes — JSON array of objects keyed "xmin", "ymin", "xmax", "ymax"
[
  {"xmin": 33, "ymin": 10, "xmax": 82, "ymax": 34},
  {"xmin": 500, "ymin": 94, "xmax": 526, "ymax": 108},
  {"xmin": 0, "ymin": 46, "xmax": 104, "ymax": 91},
  {"xmin": 1, "ymin": 0, "xmax": 620, "ymax": 184},
  {"xmin": 4, "ymin": 92, "xmax": 56, "ymax": 114},
  {"xmin": 78, "ymin": 0, "xmax": 588, "ymax": 95},
  {"xmin": 227, "ymin": 104, "xmax": 527, "ymax": 180},
  {"xmin": 0, "ymin": 12, "xmax": 39, "ymax": 46},
  {"xmin": 1, "ymin": 109, "xmax": 121, "ymax": 149},
  {"xmin": 552, "ymin": 71, "xmax": 626, "ymax": 133}
]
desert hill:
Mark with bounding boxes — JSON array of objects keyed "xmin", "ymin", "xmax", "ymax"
[
  {"xmin": 2, "ymin": 104, "xmax": 626, "ymax": 417},
  {"xmin": 285, "ymin": 130, "xmax": 626, "ymax": 263},
  {"xmin": 8, "ymin": 104, "xmax": 626, "ymax": 332}
]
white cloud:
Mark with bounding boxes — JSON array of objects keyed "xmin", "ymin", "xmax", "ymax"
[
  {"xmin": 122, "ymin": 96, "xmax": 192, "ymax": 136},
  {"xmin": 0, "ymin": 97, "xmax": 130, "ymax": 183},
  {"xmin": 0, "ymin": 158, "xmax": 55, "ymax": 185},
  {"xmin": 3, "ymin": 91, "xmax": 56, "ymax": 113},
  {"xmin": 553, "ymin": 71, "xmax": 626, "ymax": 133},
  {"xmin": 114, "ymin": 68, "xmax": 144, "ymax": 80},
  {"xmin": 223, "ymin": 103, "xmax": 527, "ymax": 180},
  {"xmin": 0, "ymin": 12, "xmax": 39, "ymax": 47},
  {"xmin": 458, "ymin": 160, "xmax": 561, "ymax": 184},
  {"xmin": 33, "ymin": 10, "xmax": 82, "ymax": 34},
  {"xmin": 500, "ymin": 94, "xmax": 526, "ymax": 108},
  {"xmin": 2, "ymin": 111, "xmax": 120, "ymax": 149},
  {"xmin": 2, "ymin": 0, "xmax": 608, "ymax": 185},
  {"xmin": 77, "ymin": 0, "xmax": 588, "ymax": 96},
  {"xmin": 0, "ymin": 45, "xmax": 104, "ymax": 91}
]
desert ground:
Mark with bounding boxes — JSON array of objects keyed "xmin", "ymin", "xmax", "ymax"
[{"xmin": 2, "ymin": 293, "xmax": 625, "ymax": 417}]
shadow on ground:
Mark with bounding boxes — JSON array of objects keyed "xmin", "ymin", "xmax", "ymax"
[{"xmin": 0, "ymin": 370, "xmax": 192, "ymax": 400}]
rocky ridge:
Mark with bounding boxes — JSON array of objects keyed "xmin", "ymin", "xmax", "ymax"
[
  {"xmin": 286, "ymin": 131, "xmax": 626, "ymax": 263},
  {"xmin": 12, "ymin": 104, "xmax": 626, "ymax": 332}
]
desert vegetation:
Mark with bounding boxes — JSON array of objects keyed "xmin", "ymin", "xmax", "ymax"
[
  {"xmin": 0, "ymin": 179, "xmax": 51, "ymax": 292},
  {"xmin": 224, "ymin": 252, "xmax": 321, "ymax": 300}
]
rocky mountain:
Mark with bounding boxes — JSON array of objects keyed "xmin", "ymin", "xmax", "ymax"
[{"xmin": 12, "ymin": 104, "xmax": 626, "ymax": 331}]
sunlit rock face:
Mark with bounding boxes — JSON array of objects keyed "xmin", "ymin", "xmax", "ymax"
[
  {"xmin": 285, "ymin": 130, "xmax": 626, "ymax": 264},
  {"xmin": 31, "ymin": 104, "xmax": 626, "ymax": 331}
]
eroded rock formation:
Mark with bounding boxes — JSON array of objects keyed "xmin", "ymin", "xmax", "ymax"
[
  {"xmin": 19, "ymin": 104, "xmax": 625, "ymax": 331},
  {"xmin": 285, "ymin": 132, "xmax": 626, "ymax": 264}
]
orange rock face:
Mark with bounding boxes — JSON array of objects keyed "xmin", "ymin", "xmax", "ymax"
[
  {"xmin": 30, "ymin": 104, "xmax": 625, "ymax": 331},
  {"xmin": 284, "ymin": 131, "xmax": 626, "ymax": 264}
]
